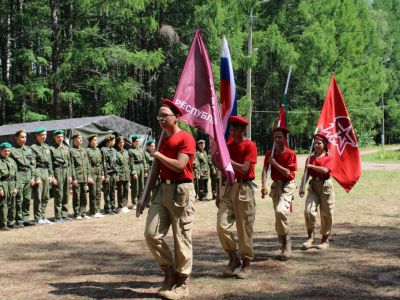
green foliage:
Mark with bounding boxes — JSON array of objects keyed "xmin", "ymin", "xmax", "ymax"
[
  {"xmin": 25, "ymin": 110, "xmax": 49, "ymax": 122},
  {"xmin": 237, "ymin": 95, "xmax": 252, "ymax": 118},
  {"xmin": 0, "ymin": 0, "xmax": 398, "ymax": 149},
  {"xmin": 356, "ymin": 129, "xmax": 376, "ymax": 147},
  {"xmin": 0, "ymin": 83, "xmax": 13, "ymax": 103}
]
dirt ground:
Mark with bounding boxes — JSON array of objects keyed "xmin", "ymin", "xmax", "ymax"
[{"xmin": 1, "ymin": 158, "xmax": 400, "ymax": 299}]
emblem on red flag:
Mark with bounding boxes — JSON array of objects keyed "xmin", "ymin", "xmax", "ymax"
[{"xmin": 321, "ymin": 116, "xmax": 358, "ymax": 156}]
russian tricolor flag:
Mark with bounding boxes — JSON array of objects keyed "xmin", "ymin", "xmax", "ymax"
[{"xmin": 220, "ymin": 35, "xmax": 237, "ymax": 141}]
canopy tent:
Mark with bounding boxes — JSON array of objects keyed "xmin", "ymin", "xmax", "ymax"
[{"xmin": 0, "ymin": 115, "xmax": 152, "ymax": 147}]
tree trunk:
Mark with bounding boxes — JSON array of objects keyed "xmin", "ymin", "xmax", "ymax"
[
  {"xmin": 0, "ymin": 0, "xmax": 10, "ymax": 124},
  {"xmin": 16, "ymin": 0, "xmax": 25, "ymax": 122},
  {"xmin": 50, "ymin": 0, "xmax": 61, "ymax": 117},
  {"xmin": 67, "ymin": 1, "xmax": 73, "ymax": 118}
]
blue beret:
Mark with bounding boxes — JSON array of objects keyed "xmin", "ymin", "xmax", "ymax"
[
  {"xmin": 34, "ymin": 127, "xmax": 46, "ymax": 134},
  {"xmin": 131, "ymin": 134, "xmax": 141, "ymax": 141},
  {"xmin": 53, "ymin": 130, "xmax": 65, "ymax": 135},
  {"xmin": 146, "ymin": 139, "xmax": 155, "ymax": 146},
  {"xmin": 0, "ymin": 142, "xmax": 13, "ymax": 150}
]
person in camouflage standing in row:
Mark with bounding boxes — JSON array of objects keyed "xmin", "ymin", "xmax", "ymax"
[
  {"xmin": 31, "ymin": 127, "xmax": 54, "ymax": 225},
  {"xmin": 115, "ymin": 136, "xmax": 131, "ymax": 213},
  {"xmin": 193, "ymin": 155, "xmax": 200, "ymax": 199},
  {"xmin": 102, "ymin": 134, "xmax": 118, "ymax": 214},
  {"xmin": 129, "ymin": 134, "xmax": 147, "ymax": 209},
  {"xmin": 144, "ymin": 140, "xmax": 155, "ymax": 172},
  {"xmin": 0, "ymin": 142, "xmax": 18, "ymax": 231},
  {"xmin": 70, "ymin": 133, "xmax": 92, "ymax": 220},
  {"xmin": 11, "ymin": 129, "xmax": 37, "ymax": 227},
  {"xmin": 50, "ymin": 130, "xmax": 73, "ymax": 223},
  {"xmin": 86, "ymin": 134, "xmax": 104, "ymax": 218},
  {"xmin": 144, "ymin": 140, "xmax": 155, "ymax": 206},
  {"xmin": 195, "ymin": 140, "xmax": 210, "ymax": 201},
  {"xmin": 210, "ymin": 159, "xmax": 218, "ymax": 200}
]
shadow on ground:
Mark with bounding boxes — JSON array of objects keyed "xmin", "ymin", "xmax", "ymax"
[
  {"xmin": 49, "ymin": 281, "xmax": 162, "ymax": 299},
  {"xmin": 1, "ymin": 222, "xmax": 399, "ymax": 299}
]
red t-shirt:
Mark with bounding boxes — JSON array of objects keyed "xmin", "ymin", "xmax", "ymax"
[
  {"xmin": 264, "ymin": 148, "xmax": 297, "ymax": 181},
  {"xmin": 308, "ymin": 154, "xmax": 333, "ymax": 178},
  {"xmin": 228, "ymin": 139, "xmax": 257, "ymax": 180},
  {"xmin": 159, "ymin": 130, "xmax": 196, "ymax": 181}
]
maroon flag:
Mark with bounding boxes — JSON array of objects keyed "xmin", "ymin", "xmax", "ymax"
[
  {"xmin": 316, "ymin": 75, "xmax": 361, "ymax": 192},
  {"xmin": 173, "ymin": 29, "xmax": 235, "ymax": 182}
]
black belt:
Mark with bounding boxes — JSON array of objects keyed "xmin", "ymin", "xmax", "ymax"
[
  {"xmin": 18, "ymin": 169, "xmax": 30, "ymax": 172},
  {"xmin": 54, "ymin": 165, "xmax": 68, "ymax": 169},
  {"xmin": 223, "ymin": 179, "xmax": 253, "ymax": 185},
  {"xmin": 0, "ymin": 177, "xmax": 15, "ymax": 181},
  {"xmin": 133, "ymin": 161, "xmax": 143, "ymax": 164},
  {"xmin": 160, "ymin": 179, "xmax": 192, "ymax": 185},
  {"xmin": 233, "ymin": 179, "xmax": 253, "ymax": 183},
  {"xmin": 312, "ymin": 176, "xmax": 330, "ymax": 182}
]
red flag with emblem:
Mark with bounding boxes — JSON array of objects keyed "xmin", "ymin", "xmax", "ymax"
[{"xmin": 316, "ymin": 75, "xmax": 361, "ymax": 192}]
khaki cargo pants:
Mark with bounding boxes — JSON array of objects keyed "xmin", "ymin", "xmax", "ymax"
[
  {"xmin": 269, "ymin": 180, "xmax": 296, "ymax": 236},
  {"xmin": 144, "ymin": 182, "xmax": 196, "ymax": 275},
  {"xmin": 217, "ymin": 182, "xmax": 256, "ymax": 259},
  {"xmin": 304, "ymin": 178, "xmax": 335, "ymax": 235}
]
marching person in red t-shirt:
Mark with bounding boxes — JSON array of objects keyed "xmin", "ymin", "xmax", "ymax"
[
  {"xmin": 216, "ymin": 116, "xmax": 257, "ymax": 279},
  {"xmin": 262, "ymin": 127, "xmax": 297, "ymax": 261},
  {"xmin": 299, "ymin": 133, "xmax": 335, "ymax": 250},
  {"xmin": 144, "ymin": 99, "xmax": 196, "ymax": 300}
]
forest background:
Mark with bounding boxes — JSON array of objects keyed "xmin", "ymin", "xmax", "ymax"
[{"xmin": 0, "ymin": 0, "xmax": 399, "ymax": 152}]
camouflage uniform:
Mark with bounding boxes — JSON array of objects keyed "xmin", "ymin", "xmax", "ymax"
[
  {"xmin": 0, "ymin": 150, "xmax": 18, "ymax": 229},
  {"xmin": 116, "ymin": 147, "xmax": 130, "ymax": 208},
  {"xmin": 193, "ymin": 156, "xmax": 200, "ymax": 198},
  {"xmin": 86, "ymin": 145, "xmax": 104, "ymax": 215},
  {"xmin": 102, "ymin": 146, "xmax": 118, "ymax": 213},
  {"xmin": 50, "ymin": 143, "xmax": 72, "ymax": 219},
  {"xmin": 31, "ymin": 142, "xmax": 53, "ymax": 221},
  {"xmin": 144, "ymin": 149, "xmax": 154, "ymax": 205},
  {"xmin": 129, "ymin": 147, "xmax": 147, "ymax": 206},
  {"xmin": 195, "ymin": 150, "xmax": 209, "ymax": 200},
  {"xmin": 10, "ymin": 145, "xmax": 37, "ymax": 224},
  {"xmin": 144, "ymin": 150, "xmax": 154, "ymax": 172},
  {"xmin": 70, "ymin": 144, "xmax": 91, "ymax": 218}
]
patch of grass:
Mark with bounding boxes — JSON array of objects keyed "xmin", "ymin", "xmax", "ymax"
[{"xmin": 362, "ymin": 148, "xmax": 400, "ymax": 163}]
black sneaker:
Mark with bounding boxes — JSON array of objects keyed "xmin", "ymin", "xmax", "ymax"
[
  {"xmin": 23, "ymin": 220, "xmax": 36, "ymax": 226},
  {"xmin": 104, "ymin": 210, "xmax": 114, "ymax": 215},
  {"xmin": 63, "ymin": 216, "xmax": 73, "ymax": 222},
  {"xmin": 14, "ymin": 223, "xmax": 24, "ymax": 229},
  {"xmin": 0, "ymin": 225, "xmax": 10, "ymax": 231},
  {"xmin": 54, "ymin": 218, "xmax": 64, "ymax": 223},
  {"xmin": 113, "ymin": 208, "xmax": 121, "ymax": 214}
]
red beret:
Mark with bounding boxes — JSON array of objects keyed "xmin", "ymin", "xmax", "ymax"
[
  {"xmin": 162, "ymin": 99, "xmax": 183, "ymax": 117},
  {"xmin": 272, "ymin": 127, "xmax": 290, "ymax": 134},
  {"xmin": 229, "ymin": 115, "xmax": 249, "ymax": 126},
  {"xmin": 314, "ymin": 133, "xmax": 329, "ymax": 144}
]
